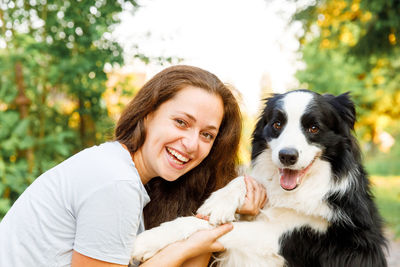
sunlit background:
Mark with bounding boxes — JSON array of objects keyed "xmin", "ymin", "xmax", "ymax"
[
  {"xmin": 0, "ymin": 0, "xmax": 399, "ymax": 251},
  {"xmin": 113, "ymin": 0, "xmax": 302, "ymax": 114}
]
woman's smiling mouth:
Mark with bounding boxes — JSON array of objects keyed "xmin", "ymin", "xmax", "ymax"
[{"xmin": 166, "ymin": 147, "xmax": 190, "ymax": 165}]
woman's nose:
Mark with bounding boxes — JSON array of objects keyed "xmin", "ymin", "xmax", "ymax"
[{"xmin": 181, "ymin": 132, "xmax": 199, "ymax": 153}]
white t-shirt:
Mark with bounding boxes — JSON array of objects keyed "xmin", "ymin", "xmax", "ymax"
[{"xmin": 0, "ymin": 141, "xmax": 150, "ymax": 267}]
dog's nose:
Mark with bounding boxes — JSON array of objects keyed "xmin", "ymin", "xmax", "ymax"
[{"xmin": 279, "ymin": 148, "xmax": 299, "ymax": 166}]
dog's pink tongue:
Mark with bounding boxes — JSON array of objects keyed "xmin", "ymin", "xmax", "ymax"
[{"xmin": 280, "ymin": 169, "xmax": 300, "ymax": 190}]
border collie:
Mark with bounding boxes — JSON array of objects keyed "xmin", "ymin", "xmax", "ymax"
[{"xmin": 131, "ymin": 90, "xmax": 387, "ymax": 267}]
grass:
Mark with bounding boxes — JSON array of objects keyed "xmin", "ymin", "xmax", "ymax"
[{"xmin": 371, "ymin": 175, "xmax": 400, "ymax": 239}]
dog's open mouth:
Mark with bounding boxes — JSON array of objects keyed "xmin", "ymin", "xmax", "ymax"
[{"xmin": 279, "ymin": 157, "xmax": 317, "ymax": 191}]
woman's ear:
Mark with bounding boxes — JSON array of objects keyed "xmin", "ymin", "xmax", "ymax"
[{"xmin": 142, "ymin": 112, "xmax": 153, "ymax": 129}]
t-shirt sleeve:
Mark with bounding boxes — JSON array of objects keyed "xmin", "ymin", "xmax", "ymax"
[{"xmin": 73, "ymin": 180, "xmax": 143, "ymax": 265}]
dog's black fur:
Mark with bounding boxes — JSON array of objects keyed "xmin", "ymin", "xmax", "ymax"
[{"xmin": 251, "ymin": 90, "xmax": 387, "ymax": 267}]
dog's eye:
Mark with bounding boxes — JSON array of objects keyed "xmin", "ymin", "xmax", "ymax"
[
  {"xmin": 273, "ymin": 121, "xmax": 282, "ymax": 130},
  {"xmin": 308, "ymin": 125, "xmax": 319, "ymax": 134}
]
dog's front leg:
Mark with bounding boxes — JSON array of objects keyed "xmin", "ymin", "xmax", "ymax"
[
  {"xmin": 197, "ymin": 176, "xmax": 247, "ymax": 225},
  {"xmin": 131, "ymin": 216, "xmax": 211, "ymax": 263}
]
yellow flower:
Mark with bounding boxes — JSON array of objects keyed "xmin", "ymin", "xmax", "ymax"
[{"xmin": 389, "ymin": 33, "xmax": 396, "ymax": 45}]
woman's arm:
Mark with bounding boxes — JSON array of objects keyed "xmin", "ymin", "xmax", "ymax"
[
  {"xmin": 71, "ymin": 250, "xmax": 127, "ymax": 267},
  {"xmin": 140, "ymin": 224, "xmax": 233, "ymax": 267},
  {"xmin": 181, "ymin": 253, "xmax": 212, "ymax": 267},
  {"xmin": 71, "ymin": 226, "xmax": 222, "ymax": 267},
  {"xmin": 71, "ymin": 235, "xmax": 213, "ymax": 267}
]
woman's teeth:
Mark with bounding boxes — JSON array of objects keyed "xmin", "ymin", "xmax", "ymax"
[{"xmin": 167, "ymin": 148, "xmax": 189, "ymax": 163}]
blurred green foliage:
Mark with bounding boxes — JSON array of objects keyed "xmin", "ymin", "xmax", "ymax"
[
  {"xmin": 0, "ymin": 0, "xmax": 138, "ymax": 217},
  {"xmin": 365, "ymin": 133, "xmax": 400, "ymax": 175},
  {"xmin": 293, "ymin": 0, "xmax": 400, "ymax": 158},
  {"xmin": 371, "ymin": 176, "xmax": 400, "ymax": 237},
  {"xmin": 1, "ymin": 0, "xmax": 399, "ymax": 220}
]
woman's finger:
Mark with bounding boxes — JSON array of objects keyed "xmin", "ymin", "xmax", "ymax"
[
  {"xmin": 237, "ymin": 176, "xmax": 268, "ymax": 215},
  {"xmin": 258, "ymin": 183, "xmax": 267, "ymax": 204},
  {"xmin": 250, "ymin": 177, "xmax": 264, "ymax": 205},
  {"xmin": 195, "ymin": 214, "xmax": 210, "ymax": 221},
  {"xmin": 244, "ymin": 176, "xmax": 255, "ymax": 201},
  {"xmin": 238, "ymin": 177, "xmax": 255, "ymax": 213},
  {"xmin": 254, "ymin": 182, "xmax": 264, "ymax": 206},
  {"xmin": 260, "ymin": 187, "xmax": 268, "ymax": 208},
  {"xmin": 249, "ymin": 177, "xmax": 266, "ymax": 202},
  {"xmin": 211, "ymin": 223, "xmax": 233, "ymax": 240}
]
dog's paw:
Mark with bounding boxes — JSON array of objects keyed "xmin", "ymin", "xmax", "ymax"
[
  {"xmin": 131, "ymin": 227, "xmax": 166, "ymax": 262},
  {"xmin": 131, "ymin": 217, "xmax": 211, "ymax": 262},
  {"xmin": 197, "ymin": 176, "xmax": 247, "ymax": 225},
  {"xmin": 198, "ymin": 200, "xmax": 238, "ymax": 225}
]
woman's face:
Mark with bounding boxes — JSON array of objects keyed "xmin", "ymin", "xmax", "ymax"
[{"xmin": 134, "ymin": 86, "xmax": 224, "ymax": 184}]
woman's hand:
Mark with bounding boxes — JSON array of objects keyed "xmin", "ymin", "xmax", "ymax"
[
  {"xmin": 181, "ymin": 222, "xmax": 233, "ymax": 267},
  {"xmin": 184, "ymin": 223, "xmax": 233, "ymax": 256},
  {"xmin": 139, "ymin": 222, "xmax": 232, "ymax": 267},
  {"xmin": 236, "ymin": 176, "xmax": 267, "ymax": 216}
]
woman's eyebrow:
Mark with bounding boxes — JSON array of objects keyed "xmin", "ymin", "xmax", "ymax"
[
  {"xmin": 182, "ymin": 112, "xmax": 197, "ymax": 122},
  {"xmin": 181, "ymin": 112, "xmax": 218, "ymax": 130}
]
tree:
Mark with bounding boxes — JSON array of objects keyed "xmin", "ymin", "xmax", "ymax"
[
  {"xmin": 292, "ymin": 0, "xmax": 400, "ymax": 148},
  {"xmin": 0, "ymin": 0, "xmax": 138, "ymax": 216}
]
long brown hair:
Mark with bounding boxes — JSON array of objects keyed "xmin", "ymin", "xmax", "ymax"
[{"xmin": 115, "ymin": 65, "xmax": 242, "ymax": 228}]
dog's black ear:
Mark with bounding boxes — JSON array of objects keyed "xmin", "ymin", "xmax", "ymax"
[
  {"xmin": 251, "ymin": 102, "xmax": 269, "ymax": 160},
  {"xmin": 251, "ymin": 95, "xmax": 279, "ymax": 160},
  {"xmin": 324, "ymin": 92, "xmax": 356, "ymax": 130}
]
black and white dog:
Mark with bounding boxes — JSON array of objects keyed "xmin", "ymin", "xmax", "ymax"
[{"xmin": 132, "ymin": 90, "xmax": 387, "ymax": 266}]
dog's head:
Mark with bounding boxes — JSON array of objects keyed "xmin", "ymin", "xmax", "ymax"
[{"xmin": 251, "ymin": 89, "xmax": 357, "ymax": 192}]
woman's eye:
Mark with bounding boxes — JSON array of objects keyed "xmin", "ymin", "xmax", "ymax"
[
  {"xmin": 201, "ymin": 132, "xmax": 214, "ymax": 141},
  {"xmin": 175, "ymin": 119, "xmax": 187, "ymax": 127},
  {"xmin": 308, "ymin": 125, "xmax": 319, "ymax": 134},
  {"xmin": 272, "ymin": 121, "xmax": 282, "ymax": 130}
]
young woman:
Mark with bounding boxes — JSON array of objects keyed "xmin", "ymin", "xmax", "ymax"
[{"xmin": 0, "ymin": 65, "xmax": 266, "ymax": 267}]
